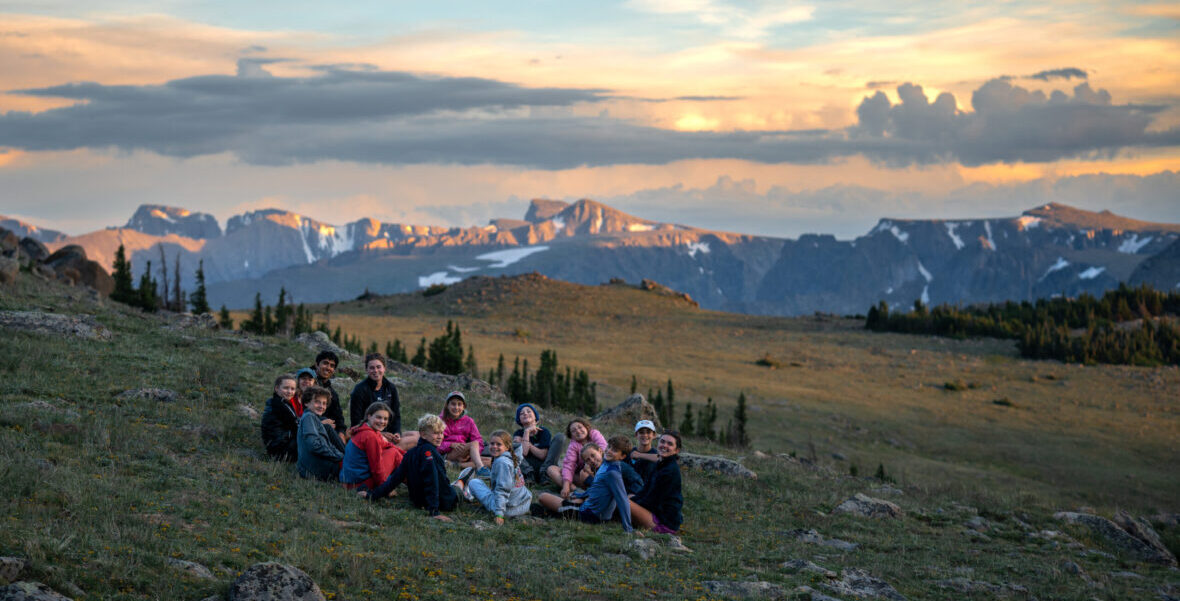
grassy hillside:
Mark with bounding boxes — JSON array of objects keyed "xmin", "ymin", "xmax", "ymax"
[{"xmin": 2, "ymin": 275, "xmax": 1177, "ymax": 600}]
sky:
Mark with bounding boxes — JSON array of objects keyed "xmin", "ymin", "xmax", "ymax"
[{"xmin": 0, "ymin": 0, "xmax": 1178, "ymax": 239}]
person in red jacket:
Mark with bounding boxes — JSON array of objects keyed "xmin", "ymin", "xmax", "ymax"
[{"xmin": 339, "ymin": 402, "xmax": 406, "ymax": 491}]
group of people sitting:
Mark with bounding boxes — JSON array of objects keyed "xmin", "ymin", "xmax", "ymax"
[{"xmin": 261, "ymin": 351, "xmax": 683, "ymax": 534}]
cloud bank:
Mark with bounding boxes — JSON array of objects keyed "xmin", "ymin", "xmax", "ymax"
[{"xmin": 1, "ymin": 62, "xmax": 1176, "ymax": 169}]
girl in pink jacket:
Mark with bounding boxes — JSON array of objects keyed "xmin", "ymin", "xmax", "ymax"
[
  {"xmin": 546, "ymin": 416, "xmax": 608, "ymax": 499},
  {"xmin": 438, "ymin": 391, "xmax": 488, "ymax": 476}
]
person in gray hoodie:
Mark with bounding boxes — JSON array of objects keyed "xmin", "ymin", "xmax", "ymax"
[
  {"xmin": 455, "ymin": 430, "xmax": 533, "ymax": 524},
  {"xmin": 296, "ymin": 386, "xmax": 346, "ymax": 481}
]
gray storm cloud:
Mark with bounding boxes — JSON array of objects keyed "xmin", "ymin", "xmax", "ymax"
[{"xmin": 0, "ymin": 62, "xmax": 1176, "ymax": 169}]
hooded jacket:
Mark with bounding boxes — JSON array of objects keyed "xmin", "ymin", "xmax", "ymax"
[
  {"xmin": 438, "ymin": 404, "xmax": 482, "ymax": 454},
  {"xmin": 479, "ymin": 453, "xmax": 533, "ymax": 518},
  {"xmin": 340, "ymin": 423, "xmax": 405, "ymax": 490},
  {"xmin": 260, "ymin": 394, "xmax": 300, "ymax": 462},
  {"xmin": 296, "ymin": 409, "xmax": 346, "ymax": 481}
]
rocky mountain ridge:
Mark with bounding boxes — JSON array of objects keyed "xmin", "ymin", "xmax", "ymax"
[{"xmin": 34, "ymin": 199, "xmax": 1180, "ymax": 314}]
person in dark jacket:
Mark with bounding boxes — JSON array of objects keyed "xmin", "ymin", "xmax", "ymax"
[
  {"xmin": 311, "ymin": 351, "xmax": 346, "ymax": 437},
  {"xmin": 260, "ymin": 374, "xmax": 301, "ymax": 461},
  {"xmin": 629, "ymin": 431, "xmax": 684, "ymax": 534},
  {"xmin": 349, "ymin": 353, "xmax": 419, "ymax": 451},
  {"xmin": 365, "ymin": 413, "xmax": 457, "ymax": 521}
]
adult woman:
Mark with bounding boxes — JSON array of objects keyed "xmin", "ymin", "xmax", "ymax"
[{"xmin": 628, "ymin": 430, "xmax": 683, "ymax": 534}]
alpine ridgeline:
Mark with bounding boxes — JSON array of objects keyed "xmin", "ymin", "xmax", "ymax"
[{"xmin": 37, "ymin": 200, "xmax": 1180, "ymax": 315}]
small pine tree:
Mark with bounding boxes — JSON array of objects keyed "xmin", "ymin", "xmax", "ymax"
[
  {"xmin": 111, "ymin": 244, "xmax": 136, "ymax": 306},
  {"xmin": 464, "ymin": 344, "xmax": 477, "ymax": 375},
  {"xmin": 217, "ymin": 304, "xmax": 234, "ymax": 329},
  {"xmin": 189, "ymin": 259, "xmax": 211, "ymax": 314},
  {"xmin": 274, "ymin": 287, "xmax": 290, "ymax": 335},
  {"xmin": 496, "ymin": 354, "xmax": 505, "ymax": 387},
  {"xmin": 680, "ymin": 401, "xmax": 695, "ymax": 435},
  {"xmin": 631, "ymin": 375, "xmax": 637, "ymax": 395},
  {"xmin": 665, "ymin": 379, "xmax": 675, "ymax": 429},
  {"xmin": 241, "ymin": 293, "xmax": 264, "ymax": 333},
  {"xmin": 263, "ymin": 305, "xmax": 275, "ymax": 335},
  {"xmin": 367, "ymin": 340, "xmax": 378, "ymax": 354},
  {"xmin": 731, "ymin": 391, "xmax": 750, "ymax": 447},
  {"xmin": 411, "ymin": 337, "xmax": 427, "ymax": 368},
  {"xmin": 137, "ymin": 260, "xmax": 159, "ymax": 312}
]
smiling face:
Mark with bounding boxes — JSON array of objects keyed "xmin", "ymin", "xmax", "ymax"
[
  {"xmin": 275, "ymin": 378, "xmax": 296, "ymax": 400},
  {"xmin": 307, "ymin": 394, "xmax": 329, "ymax": 416},
  {"xmin": 517, "ymin": 407, "xmax": 536, "ymax": 428},
  {"xmin": 315, "ymin": 358, "xmax": 336, "ymax": 380},
  {"xmin": 581, "ymin": 446, "xmax": 603, "ymax": 471},
  {"xmin": 636, "ymin": 428, "xmax": 655, "ymax": 449},
  {"xmin": 296, "ymin": 374, "xmax": 315, "ymax": 392},
  {"xmin": 657, "ymin": 434, "xmax": 680, "ymax": 458},
  {"xmin": 487, "ymin": 438, "xmax": 507, "ymax": 458},
  {"xmin": 367, "ymin": 409, "xmax": 391, "ymax": 431},
  {"xmin": 366, "ymin": 359, "xmax": 385, "ymax": 383},
  {"xmin": 425, "ymin": 427, "xmax": 445, "ymax": 447},
  {"xmin": 569, "ymin": 421, "xmax": 589, "ymax": 442},
  {"xmin": 445, "ymin": 397, "xmax": 465, "ymax": 418}
]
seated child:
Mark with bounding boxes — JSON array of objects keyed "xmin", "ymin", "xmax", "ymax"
[
  {"xmin": 512, "ymin": 403, "xmax": 554, "ymax": 484},
  {"xmin": 261, "ymin": 374, "xmax": 301, "ymax": 462},
  {"xmin": 340, "ymin": 402, "xmax": 406, "ymax": 491},
  {"xmin": 629, "ymin": 419, "xmax": 659, "ymax": 484},
  {"xmin": 540, "ymin": 437, "xmax": 634, "ymax": 532},
  {"xmin": 296, "ymin": 386, "xmax": 346, "ymax": 481},
  {"xmin": 454, "ymin": 430, "xmax": 533, "ymax": 524},
  {"xmin": 629, "ymin": 431, "xmax": 684, "ymax": 534},
  {"xmin": 365, "ymin": 414, "xmax": 458, "ymax": 521},
  {"xmin": 546, "ymin": 417, "xmax": 608, "ymax": 498},
  {"xmin": 438, "ymin": 391, "xmax": 488, "ymax": 476}
]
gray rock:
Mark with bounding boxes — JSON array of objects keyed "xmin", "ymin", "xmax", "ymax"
[
  {"xmin": 0, "ymin": 256, "xmax": 18, "ymax": 285},
  {"xmin": 42, "ymin": 245, "xmax": 113, "ymax": 296},
  {"xmin": 168, "ymin": 558, "xmax": 215, "ymax": 580},
  {"xmin": 822, "ymin": 569, "xmax": 906, "ymax": 600},
  {"xmin": 471, "ymin": 520, "xmax": 494, "ymax": 531},
  {"xmin": 832, "ymin": 494, "xmax": 903, "ymax": 519},
  {"xmin": 789, "ymin": 529, "xmax": 858, "ymax": 552},
  {"xmin": 794, "ymin": 586, "xmax": 845, "ymax": 601},
  {"xmin": 228, "ymin": 562, "xmax": 324, "ymax": 601},
  {"xmin": 666, "ymin": 536, "xmax": 693, "ymax": 553},
  {"xmin": 18, "ymin": 238, "xmax": 49, "ymax": 264},
  {"xmin": 591, "ymin": 394, "xmax": 661, "ymax": 430},
  {"xmin": 1055, "ymin": 511, "xmax": 1178, "ymax": 566},
  {"xmin": 965, "ymin": 516, "xmax": 990, "ymax": 532},
  {"xmin": 781, "ymin": 559, "xmax": 836, "ymax": 579},
  {"xmin": 0, "ymin": 558, "xmax": 27, "ymax": 585},
  {"xmin": 0, "ymin": 581, "xmax": 74, "ymax": 601},
  {"xmin": 932, "ymin": 578, "xmax": 1036, "ymax": 599},
  {"xmin": 679, "ymin": 452, "xmax": 757, "ymax": 479},
  {"xmin": 1113, "ymin": 510, "xmax": 1177, "ymax": 566},
  {"xmin": 165, "ymin": 313, "xmax": 220, "ymax": 331},
  {"xmin": 831, "ymin": 452, "xmax": 846, "ymax": 461},
  {"xmin": 0, "ymin": 311, "xmax": 113, "ymax": 341},
  {"xmin": 631, "ymin": 538, "xmax": 660, "ymax": 560},
  {"xmin": 869, "ymin": 486, "xmax": 903, "ymax": 496},
  {"xmin": 701, "ymin": 580, "xmax": 786, "ymax": 599},
  {"xmin": 294, "ymin": 332, "xmax": 354, "ymax": 361},
  {"xmin": 118, "ymin": 388, "xmax": 179, "ymax": 403},
  {"xmin": 0, "ymin": 229, "xmax": 17, "ymax": 254},
  {"xmin": 239, "ymin": 404, "xmax": 261, "ymax": 420}
]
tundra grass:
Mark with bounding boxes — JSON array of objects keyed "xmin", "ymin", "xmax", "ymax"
[{"xmin": 1, "ymin": 277, "xmax": 1176, "ymax": 600}]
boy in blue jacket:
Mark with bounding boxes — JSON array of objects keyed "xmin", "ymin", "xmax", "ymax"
[
  {"xmin": 364, "ymin": 413, "xmax": 457, "ymax": 521},
  {"xmin": 539, "ymin": 436, "xmax": 634, "ymax": 532}
]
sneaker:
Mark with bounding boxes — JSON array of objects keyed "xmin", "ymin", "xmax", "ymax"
[
  {"xmin": 462, "ymin": 484, "xmax": 474, "ymax": 502},
  {"xmin": 457, "ymin": 466, "xmax": 476, "ymax": 484},
  {"xmin": 476, "ymin": 466, "xmax": 492, "ymax": 479}
]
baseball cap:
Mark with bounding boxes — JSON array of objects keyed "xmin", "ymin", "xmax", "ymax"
[{"xmin": 634, "ymin": 419, "xmax": 656, "ymax": 433}]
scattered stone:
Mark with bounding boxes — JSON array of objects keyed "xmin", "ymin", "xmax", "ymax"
[
  {"xmin": 831, "ymin": 452, "xmax": 847, "ymax": 461},
  {"xmin": 630, "ymin": 538, "xmax": 660, "ymax": 560},
  {"xmin": 238, "ymin": 404, "xmax": 260, "ymax": 420},
  {"xmin": 678, "ymin": 452, "xmax": 757, "ymax": 479},
  {"xmin": 781, "ymin": 559, "xmax": 836, "ymax": 579},
  {"xmin": 753, "ymin": 450, "xmax": 769, "ymax": 459},
  {"xmin": 18, "ymin": 238, "xmax": 49, "ymax": 264},
  {"xmin": 1149, "ymin": 513, "xmax": 1180, "ymax": 527},
  {"xmin": 284, "ymin": 357, "xmax": 297, "ymax": 367},
  {"xmin": 1055, "ymin": 511, "xmax": 1178, "ymax": 566},
  {"xmin": 329, "ymin": 377, "xmax": 355, "ymax": 394},
  {"xmin": 931, "ymin": 578, "xmax": 1036, "ymax": 599},
  {"xmin": 794, "ymin": 586, "xmax": 845, "ymax": 601},
  {"xmin": 701, "ymin": 580, "xmax": 785, "ymax": 599},
  {"xmin": 228, "ymin": 562, "xmax": 325, "ymax": 601},
  {"xmin": 0, "ymin": 558, "xmax": 27, "ymax": 585},
  {"xmin": 165, "ymin": 313, "xmax": 220, "ymax": 331},
  {"xmin": 591, "ymin": 394, "xmax": 661, "ymax": 430},
  {"xmin": 118, "ymin": 388, "xmax": 179, "ymax": 403},
  {"xmin": 42, "ymin": 245, "xmax": 113, "ymax": 296},
  {"xmin": 471, "ymin": 520, "xmax": 494, "ymax": 531},
  {"xmin": 1110, "ymin": 571, "xmax": 1144, "ymax": 580},
  {"xmin": 789, "ymin": 529, "xmax": 859, "ymax": 552},
  {"xmin": 0, "ymin": 311, "xmax": 113, "ymax": 341},
  {"xmin": 832, "ymin": 494, "xmax": 903, "ymax": 519},
  {"xmin": 294, "ymin": 332, "xmax": 354, "ymax": 361},
  {"xmin": 168, "ymin": 558, "xmax": 215, "ymax": 580},
  {"xmin": 821, "ymin": 569, "xmax": 906, "ymax": 600},
  {"xmin": 965, "ymin": 516, "xmax": 990, "ymax": 532},
  {"xmin": 666, "ymin": 536, "xmax": 693, "ymax": 553},
  {"xmin": 0, "ymin": 581, "xmax": 74, "ymax": 601}
]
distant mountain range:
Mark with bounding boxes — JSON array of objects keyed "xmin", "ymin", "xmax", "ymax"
[{"xmin": 7, "ymin": 200, "xmax": 1179, "ymax": 315}]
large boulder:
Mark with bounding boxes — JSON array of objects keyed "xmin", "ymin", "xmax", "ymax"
[
  {"xmin": 832, "ymin": 493, "xmax": 903, "ymax": 519},
  {"xmin": 1056, "ymin": 511, "xmax": 1178, "ymax": 566},
  {"xmin": 18, "ymin": 238, "xmax": 49, "ymax": 264},
  {"xmin": 0, "ymin": 581, "xmax": 74, "ymax": 601},
  {"xmin": 42, "ymin": 245, "xmax": 113, "ymax": 296},
  {"xmin": 0, "ymin": 256, "xmax": 17, "ymax": 285},
  {"xmin": 0, "ymin": 558, "xmax": 27, "ymax": 585},
  {"xmin": 228, "ymin": 562, "xmax": 325, "ymax": 601},
  {"xmin": 0, "ymin": 229, "xmax": 17, "ymax": 255},
  {"xmin": 592, "ymin": 394, "xmax": 661, "ymax": 429},
  {"xmin": 678, "ymin": 452, "xmax": 756, "ymax": 479},
  {"xmin": 0, "ymin": 311, "xmax": 113, "ymax": 341},
  {"xmin": 821, "ymin": 569, "xmax": 907, "ymax": 600}
]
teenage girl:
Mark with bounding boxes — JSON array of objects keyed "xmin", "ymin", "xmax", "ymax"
[
  {"xmin": 340, "ymin": 402, "xmax": 406, "ymax": 491},
  {"xmin": 629, "ymin": 431, "xmax": 684, "ymax": 534},
  {"xmin": 546, "ymin": 417, "xmax": 608, "ymax": 498}
]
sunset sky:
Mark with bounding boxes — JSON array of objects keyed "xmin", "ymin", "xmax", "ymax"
[{"xmin": 1, "ymin": 1, "xmax": 1178, "ymax": 238}]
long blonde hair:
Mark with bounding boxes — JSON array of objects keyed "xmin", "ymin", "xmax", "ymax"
[{"xmin": 488, "ymin": 429, "xmax": 518, "ymax": 473}]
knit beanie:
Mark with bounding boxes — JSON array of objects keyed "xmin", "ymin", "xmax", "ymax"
[{"xmin": 515, "ymin": 403, "xmax": 541, "ymax": 427}]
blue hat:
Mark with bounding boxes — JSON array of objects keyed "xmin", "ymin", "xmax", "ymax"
[
  {"xmin": 515, "ymin": 403, "xmax": 540, "ymax": 426},
  {"xmin": 295, "ymin": 368, "xmax": 316, "ymax": 379}
]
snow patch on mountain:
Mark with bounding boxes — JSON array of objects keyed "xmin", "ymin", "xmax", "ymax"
[
  {"xmin": 476, "ymin": 245, "xmax": 550, "ymax": 268},
  {"xmin": 890, "ymin": 226, "xmax": 909, "ymax": 243},
  {"xmin": 1078, "ymin": 266, "xmax": 1106, "ymax": 280},
  {"xmin": 945, "ymin": 223, "xmax": 965, "ymax": 249},
  {"xmin": 1040, "ymin": 257, "xmax": 1070, "ymax": 281},
  {"xmin": 551, "ymin": 217, "xmax": 565, "ymax": 232},
  {"xmin": 984, "ymin": 221, "xmax": 996, "ymax": 251},
  {"xmin": 917, "ymin": 261, "xmax": 932, "ymax": 282},
  {"xmin": 419, "ymin": 272, "xmax": 461, "ymax": 287},
  {"xmin": 687, "ymin": 242, "xmax": 711, "ymax": 257},
  {"xmin": 1118, "ymin": 234, "xmax": 1153, "ymax": 254},
  {"xmin": 627, "ymin": 223, "xmax": 655, "ymax": 232},
  {"xmin": 1017, "ymin": 216, "xmax": 1042, "ymax": 230},
  {"xmin": 448, "ymin": 265, "xmax": 481, "ymax": 273},
  {"xmin": 921, "ymin": 285, "xmax": 930, "ymax": 305}
]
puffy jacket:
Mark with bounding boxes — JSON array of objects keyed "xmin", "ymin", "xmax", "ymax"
[
  {"xmin": 632, "ymin": 454, "xmax": 683, "ymax": 531},
  {"xmin": 340, "ymin": 423, "xmax": 405, "ymax": 490},
  {"xmin": 370, "ymin": 437, "xmax": 458, "ymax": 516},
  {"xmin": 260, "ymin": 394, "xmax": 299, "ymax": 462},
  {"xmin": 296, "ymin": 411, "xmax": 345, "ymax": 481},
  {"xmin": 572, "ymin": 461, "xmax": 633, "ymax": 532}
]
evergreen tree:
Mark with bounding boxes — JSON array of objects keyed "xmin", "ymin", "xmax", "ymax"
[
  {"xmin": 411, "ymin": 337, "xmax": 427, "ymax": 368},
  {"xmin": 496, "ymin": 354, "xmax": 505, "ymax": 387},
  {"xmin": 367, "ymin": 340, "xmax": 378, "ymax": 354},
  {"xmin": 680, "ymin": 401, "xmax": 695, "ymax": 435},
  {"xmin": 137, "ymin": 260, "xmax": 159, "ymax": 312},
  {"xmin": 111, "ymin": 244, "xmax": 136, "ymax": 306},
  {"xmin": 292, "ymin": 304, "xmax": 312, "ymax": 335},
  {"xmin": 263, "ymin": 305, "xmax": 275, "ymax": 335},
  {"xmin": 508, "ymin": 357, "xmax": 523, "ymax": 403},
  {"xmin": 217, "ymin": 304, "xmax": 234, "ymax": 329},
  {"xmin": 730, "ymin": 392, "xmax": 750, "ymax": 447},
  {"xmin": 274, "ymin": 288, "xmax": 291, "ymax": 335},
  {"xmin": 240, "ymin": 293, "xmax": 264, "ymax": 333},
  {"xmin": 631, "ymin": 374, "xmax": 637, "ymax": 395},
  {"xmin": 172, "ymin": 253, "xmax": 183, "ymax": 312},
  {"xmin": 665, "ymin": 379, "xmax": 676, "ymax": 429},
  {"xmin": 464, "ymin": 344, "xmax": 478, "ymax": 375},
  {"xmin": 189, "ymin": 259, "xmax": 211, "ymax": 314}
]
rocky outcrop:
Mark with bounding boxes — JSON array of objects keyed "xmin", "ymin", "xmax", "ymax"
[
  {"xmin": 41, "ymin": 245, "xmax": 114, "ymax": 296},
  {"xmin": 592, "ymin": 394, "xmax": 661, "ymax": 430},
  {"xmin": 821, "ymin": 569, "xmax": 907, "ymax": 600},
  {"xmin": 0, "ymin": 311, "xmax": 113, "ymax": 341},
  {"xmin": 167, "ymin": 558, "xmax": 215, "ymax": 580},
  {"xmin": 832, "ymin": 493, "xmax": 903, "ymax": 519},
  {"xmin": 931, "ymin": 578, "xmax": 1036, "ymax": 599},
  {"xmin": 0, "ymin": 558, "xmax": 27, "ymax": 585},
  {"xmin": 678, "ymin": 452, "xmax": 756, "ymax": 479},
  {"xmin": 1055, "ymin": 511, "xmax": 1178, "ymax": 566},
  {"xmin": 701, "ymin": 580, "xmax": 785, "ymax": 599},
  {"xmin": 789, "ymin": 529, "xmax": 859, "ymax": 551},
  {"xmin": 125, "ymin": 205, "xmax": 222, "ymax": 239},
  {"xmin": 0, "ymin": 581, "xmax": 74, "ymax": 601},
  {"xmin": 228, "ymin": 562, "xmax": 325, "ymax": 601}
]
